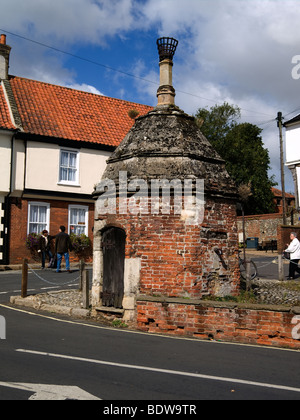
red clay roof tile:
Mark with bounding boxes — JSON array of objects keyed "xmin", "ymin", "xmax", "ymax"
[
  {"xmin": 0, "ymin": 85, "xmax": 15, "ymax": 130},
  {"xmin": 8, "ymin": 76, "xmax": 152, "ymax": 147},
  {"xmin": 271, "ymin": 187, "xmax": 294, "ymax": 199}
]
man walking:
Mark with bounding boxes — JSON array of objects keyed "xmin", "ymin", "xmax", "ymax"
[{"xmin": 55, "ymin": 226, "xmax": 72, "ymax": 273}]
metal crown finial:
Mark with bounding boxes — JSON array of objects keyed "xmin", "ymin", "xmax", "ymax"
[{"xmin": 157, "ymin": 37, "xmax": 178, "ymax": 62}]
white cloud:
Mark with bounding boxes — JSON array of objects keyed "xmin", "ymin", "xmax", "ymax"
[
  {"xmin": 136, "ymin": 0, "xmax": 300, "ymax": 191},
  {"xmin": 138, "ymin": 0, "xmax": 300, "ymax": 106},
  {"xmin": 0, "ymin": 0, "xmax": 137, "ymax": 45},
  {"xmin": 65, "ymin": 83, "xmax": 104, "ymax": 95},
  {"xmin": 1, "ymin": 0, "xmax": 299, "ymax": 191}
]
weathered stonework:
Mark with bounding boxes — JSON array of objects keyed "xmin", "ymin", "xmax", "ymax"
[
  {"xmin": 93, "ymin": 39, "xmax": 239, "ymax": 324},
  {"xmin": 102, "ymin": 106, "xmax": 237, "ymax": 199},
  {"xmin": 92, "ymin": 105, "xmax": 240, "ymax": 322}
]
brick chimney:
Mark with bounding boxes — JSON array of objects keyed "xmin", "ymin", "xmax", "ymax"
[
  {"xmin": 156, "ymin": 37, "xmax": 178, "ymax": 106},
  {"xmin": 0, "ymin": 34, "xmax": 11, "ymax": 80}
]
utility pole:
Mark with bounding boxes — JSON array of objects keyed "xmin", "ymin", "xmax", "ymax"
[{"xmin": 277, "ymin": 112, "xmax": 287, "ymax": 225}]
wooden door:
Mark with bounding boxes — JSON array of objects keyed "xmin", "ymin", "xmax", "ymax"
[{"xmin": 101, "ymin": 227, "xmax": 126, "ymax": 308}]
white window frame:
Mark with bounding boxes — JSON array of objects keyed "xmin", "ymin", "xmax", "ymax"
[
  {"xmin": 58, "ymin": 148, "xmax": 80, "ymax": 186},
  {"xmin": 68, "ymin": 205, "xmax": 89, "ymax": 236},
  {"xmin": 27, "ymin": 202, "xmax": 50, "ymax": 235}
]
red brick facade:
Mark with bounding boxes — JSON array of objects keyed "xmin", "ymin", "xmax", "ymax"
[
  {"xmin": 98, "ymin": 195, "xmax": 239, "ymax": 300},
  {"xmin": 9, "ymin": 197, "xmax": 94, "ymax": 264}
]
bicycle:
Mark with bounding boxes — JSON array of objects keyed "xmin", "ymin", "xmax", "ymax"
[{"xmin": 238, "ymin": 250, "xmax": 258, "ymax": 280}]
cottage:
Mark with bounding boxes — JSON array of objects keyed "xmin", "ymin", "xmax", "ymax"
[{"xmin": 0, "ymin": 34, "xmax": 151, "ymax": 265}]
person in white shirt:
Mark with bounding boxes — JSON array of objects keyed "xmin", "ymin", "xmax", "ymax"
[{"xmin": 285, "ymin": 232, "xmax": 300, "ymax": 279}]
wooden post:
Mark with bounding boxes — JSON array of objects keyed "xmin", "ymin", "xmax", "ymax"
[
  {"xmin": 82, "ymin": 269, "xmax": 89, "ymax": 310},
  {"xmin": 21, "ymin": 258, "xmax": 28, "ymax": 298},
  {"xmin": 79, "ymin": 259, "xmax": 85, "ymax": 291},
  {"xmin": 278, "ymin": 254, "xmax": 284, "ymax": 281},
  {"xmin": 277, "ymin": 112, "xmax": 287, "ymax": 225}
]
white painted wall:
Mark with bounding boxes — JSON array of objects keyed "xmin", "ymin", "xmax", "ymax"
[
  {"xmin": 0, "ymin": 131, "xmax": 12, "ymax": 194},
  {"xmin": 0, "ymin": 195, "xmax": 4, "ymax": 260},
  {"xmin": 25, "ymin": 141, "xmax": 111, "ymax": 195},
  {"xmin": 0, "ymin": 134, "xmax": 112, "ymax": 198},
  {"xmin": 11, "ymin": 139, "xmax": 25, "ymax": 195},
  {"xmin": 286, "ymin": 123, "xmax": 300, "ymax": 165}
]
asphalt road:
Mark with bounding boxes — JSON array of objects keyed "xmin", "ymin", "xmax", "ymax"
[
  {"xmin": 247, "ymin": 253, "xmax": 290, "ymax": 280},
  {"xmin": 0, "ymin": 301, "xmax": 300, "ymax": 401},
  {"xmin": 0, "ymin": 263, "xmax": 300, "ymax": 402}
]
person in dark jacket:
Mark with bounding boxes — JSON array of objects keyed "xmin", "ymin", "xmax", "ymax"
[
  {"xmin": 55, "ymin": 226, "xmax": 72, "ymax": 273},
  {"xmin": 38, "ymin": 230, "xmax": 54, "ymax": 269}
]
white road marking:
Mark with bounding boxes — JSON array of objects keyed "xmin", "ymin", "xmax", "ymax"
[
  {"xmin": 16, "ymin": 348, "xmax": 300, "ymax": 395},
  {"xmin": 0, "ymin": 285, "xmax": 76, "ymax": 295},
  {"xmin": 0, "ymin": 381, "xmax": 100, "ymax": 400},
  {"xmin": 0, "ymin": 289, "xmax": 35, "ymax": 295}
]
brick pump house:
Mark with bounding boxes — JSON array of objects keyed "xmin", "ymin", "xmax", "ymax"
[
  {"xmin": 0, "ymin": 34, "xmax": 151, "ymax": 265},
  {"xmin": 92, "ymin": 38, "xmax": 240, "ymax": 324}
]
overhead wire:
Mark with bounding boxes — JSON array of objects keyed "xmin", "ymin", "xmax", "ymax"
[
  {"xmin": 6, "ymin": 29, "xmax": 300, "ymax": 125},
  {"xmin": 1, "ymin": 28, "xmax": 276, "ymax": 119},
  {"xmin": 282, "ymin": 106, "xmax": 300, "ymax": 121},
  {"xmin": 0, "ymin": 28, "xmax": 158, "ymax": 87}
]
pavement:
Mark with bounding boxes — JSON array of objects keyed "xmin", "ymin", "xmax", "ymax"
[{"xmin": 0, "ymin": 263, "xmax": 40, "ymax": 271}]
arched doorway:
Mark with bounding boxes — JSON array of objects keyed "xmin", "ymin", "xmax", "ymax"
[{"xmin": 101, "ymin": 227, "xmax": 126, "ymax": 308}]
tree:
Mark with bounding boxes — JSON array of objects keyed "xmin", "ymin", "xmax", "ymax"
[
  {"xmin": 195, "ymin": 103, "xmax": 276, "ymax": 214},
  {"xmin": 196, "ymin": 102, "xmax": 240, "ymax": 153}
]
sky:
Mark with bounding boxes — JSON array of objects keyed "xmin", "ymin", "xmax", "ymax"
[{"xmin": 1, "ymin": 0, "xmax": 300, "ymax": 193}]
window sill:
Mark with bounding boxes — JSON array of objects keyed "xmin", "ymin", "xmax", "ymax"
[{"xmin": 57, "ymin": 182, "xmax": 81, "ymax": 187}]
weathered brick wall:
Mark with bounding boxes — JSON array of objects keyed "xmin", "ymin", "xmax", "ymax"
[
  {"xmin": 237, "ymin": 213, "xmax": 286, "ymax": 244},
  {"xmin": 98, "ymin": 195, "xmax": 239, "ymax": 299},
  {"xmin": 9, "ymin": 198, "xmax": 94, "ymax": 264},
  {"xmin": 137, "ymin": 297, "xmax": 300, "ymax": 350}
]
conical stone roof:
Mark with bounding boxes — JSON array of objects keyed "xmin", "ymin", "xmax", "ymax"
[{"xmin": 100, "ymin": 104, "xmax": 237, "ymax": 199}]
